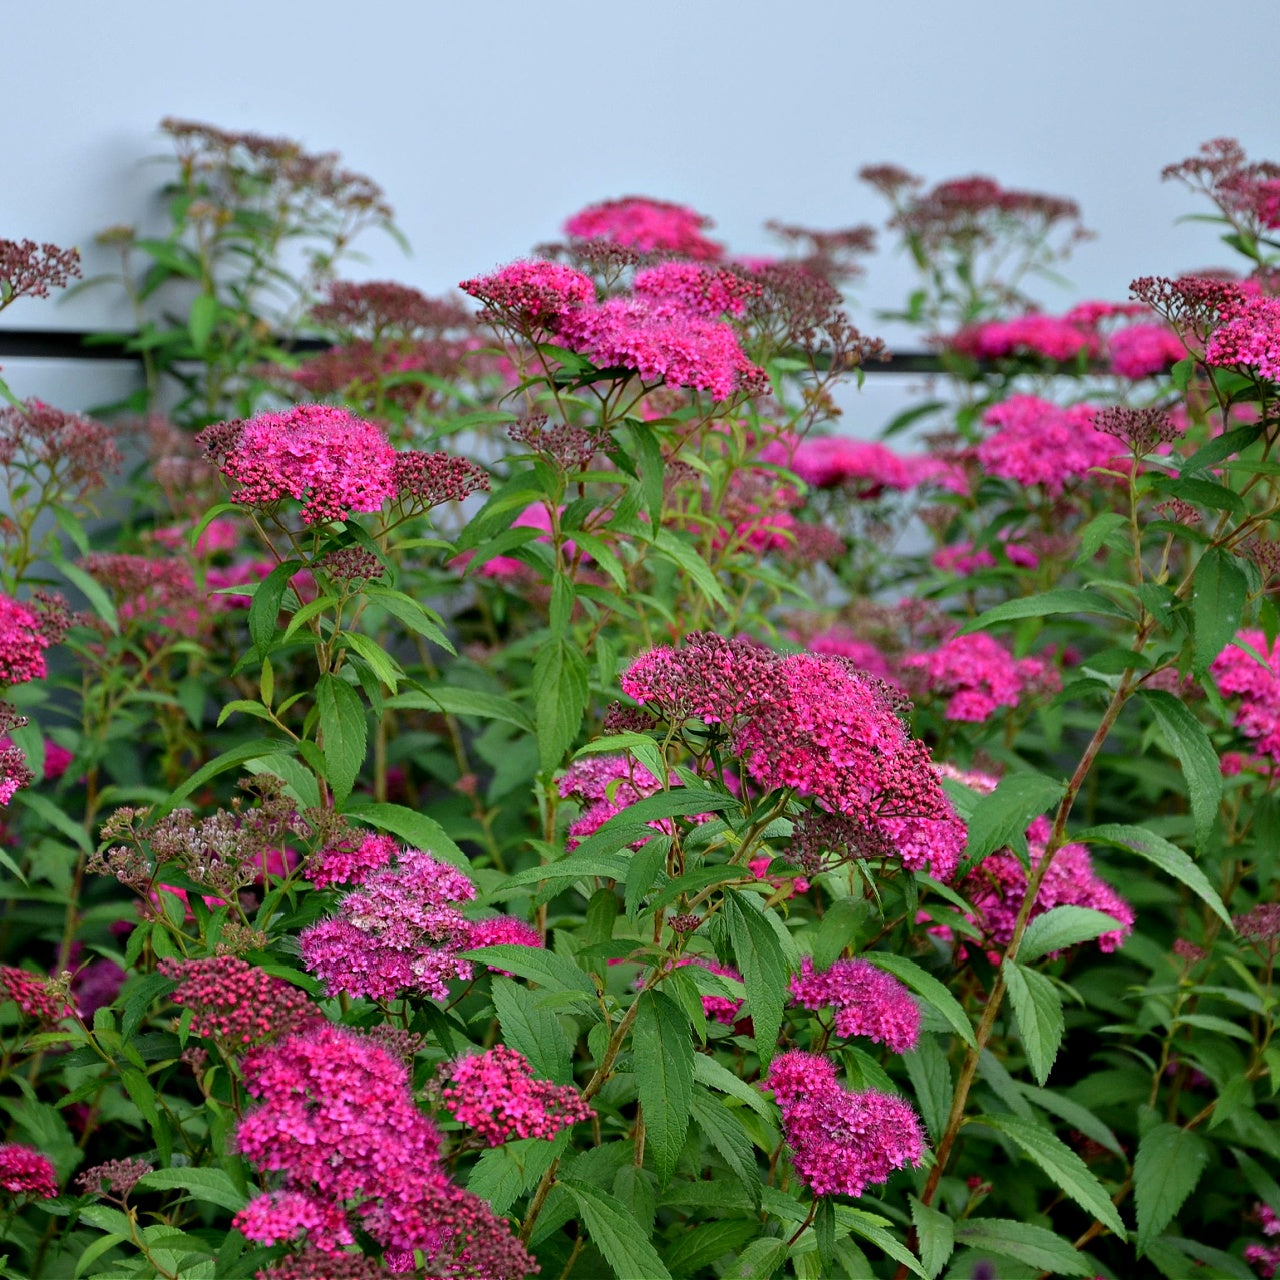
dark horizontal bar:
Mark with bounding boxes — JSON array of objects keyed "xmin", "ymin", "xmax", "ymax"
[{"xmin": 0, "ymin": 327, "xmax": 957, "ymax": 374}]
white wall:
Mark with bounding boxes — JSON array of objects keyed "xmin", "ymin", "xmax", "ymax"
[{"xmin": 4, "ymin": 0, "xmax": 1279, "ymax": 417}]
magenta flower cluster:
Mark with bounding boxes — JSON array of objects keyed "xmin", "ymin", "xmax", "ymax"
[
  {"xmin": 789, "ymin": 955, "xmax": 920, "ymax": 1052},
  {"xmin": 0, "ymin": 593, "xmax": 53, "ymax": 687},
  {"xmin": 1212, "ymin": 631, "xmax": 1280, "ymax": 762},
  {"xmin": 436, "ymin": 1045, "xmax": 593, "ymax": 1145},
  {"xmin": 158, "ymin": 954, "xmax": 314, "ymax": 1048},
  {"xmin": 0, "ymin": 1144, "xmax": 58, "ymax": 1199},
  {"xmin": 901, "ymin": 631, "xmax": 1058, "ymax": 723},
  {"xmin": 556, "ymin": 753, "xmax": 665, "ymax": 848},
  {"xmin": 233, "ymin": 1023, "xmax": 534, "ymax": 1277},
  {"xmin": 976, "ymin": 395, "xmax": 1119, "ymax": 494},
  {"xmin": 765, "ymin": 1051, "xmax": 925, "ymax": 1198},
  {"xmin": 564, "ymin": 195, "xmax": 725, "ymax": 259},
  {"xmin": 1205, "ymin": 293, "xmax": 1280, "ymax": 382}
]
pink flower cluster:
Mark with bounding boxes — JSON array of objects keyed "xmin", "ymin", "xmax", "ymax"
[
  {"xmin": 1212, "ymin": 631, "xmax": 1280, "ymax": 761},
  {"xmin": 0, "ymin": 593, "xmax": 53, "ymax": 686},
  {"xmin": 459, "ymin": 260, "xmax": 596, "ymax": 330},
  {"xmin": 901, "ymin": 632, "xmax": 1058, "ymax": 722},
  {"xmin": 789, "ymin": 956, "xmax": 920, "ymax": 1052},
  {"xmin": 557, "ymin": 753, "xmax": 664, "ymax": 848},
  {"xmin": 964, "ymin": 816, "xmax": 1135, "ymax": 954},
  {"xmin": 202, "ymin": 404, "xmax": 399, "ymax": 524},
  {"xmin": 1107, "ymin": 323, "xmax": 1185, "ymax": 378},
  {"xmin": 620, "ymin": 634, "xmax": 962, "ymax": 879},
  {"xmin": 766, "ymin": 1051, "xmax": 925, "ymax": 1198},
  {"xmin": 788, "ymin": 436, "xmax": 949, "ymax": 497},
  {"xmin": 1246, "ymin": 1203, "xmax": 1280, "ymax": 1278},
  {"xmin": 0, "ymin": 1144, "xmax": 58, "ymax": 1199},
  {"xmin": 952, "ymin": 313, "xmax": 1099, "ymax": 363},
  {"xmin": 158, "ymin": 954, "xmax": 314, "ymax": 1048},
  {"xmin": 564, "ymin": 196, "xmax": 724, "ymax": 260},
  {"xmin": 805, "ymin": 629, "xmax": 896, "ymax": 686},
  {"xmin": 633, "ymin": 262, "xmax": 760, "ymax": 317},
  {"xmin": 436, "ymin": 1045, "xmax": 593, "ymax": 1144},
  {"xmin": 677, "ymin": 954, "xmax": 745, "ymax": 1024},
  {"xmin": 977, "ymin": 395, "xmax": 1119, "ymax": 495},
  {"xmin": 307, "ymin": 833, "xmax": 400, "ymax": 887},
  {"xmin": 0, "ymin": 965, "xmax": 69, "ymax": 1024},
  {"xmin": 300, "ymin": 846, "xmax": 541, "ymax": 1002},
  {"xmin": 234, "ymin": 1023, "xmax": 534, "ymax": 1277},
  {"xmin": 1205, "ymin": 293, "xmax": 1280, "ymax": 383},
  {"xmin": 557, "ymin": 296, "xmax": 767, "ymax": 401}
]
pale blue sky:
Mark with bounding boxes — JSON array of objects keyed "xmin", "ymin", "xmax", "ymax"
[{"xmin": 4, "ymin": 0, "xmax": 1279, "ymax": 413}]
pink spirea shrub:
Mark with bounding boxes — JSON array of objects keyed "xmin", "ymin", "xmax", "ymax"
[
  {"xmin": 976, "ymin": 395, "xmax": 1118, "ymax": 494},
  {"xmin": 633, "ymin": 262, "xmax": 761, "ymax": 317},
  {"xmin": 208, "ymin": 404, "xmax": 398, "ymax": 524},
  {"xmin": 1211, "ymin": 630, "xmax": 1280, "ymax": 761},
  {"xmin": 789, "ymin": 956, "xmax": 920, "ymax": 1051},
  {"xmin": 766, "ymin": 1051, "xmax": 926, "ymax": 1198},
  {"xmin": 564, "ymin": 196, "xmax": 724, "ymax": 260},
  {"xmin": 901, "ymin": 632, "xmax": 1058, "ymax": 722},
  {"xmin": 436, "ymin": 1045, "xmax": 593, "ymax": 1144}
]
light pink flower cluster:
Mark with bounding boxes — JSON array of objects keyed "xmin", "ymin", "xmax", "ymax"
[
  {"xmin": 307, "ymin": 833, "xmax": 400, "ymax": 887},
  {"xmin": 0, "ymin": 593, "xmax": 53, "ymax": 686},
  {"xmin": 234, "ymin": 1023, "xmax": 534, "ymax": 1277},
  {"xmin": 788, "ymin": 436, "xmax": 944, "ymax": 497},
  {"xmin": 459, "ymin": 259, "xmax": 596, "ymax": 329},
  {"xmin": 201, "ymin": 404, "xmax": 398, "ymax": 524},
  {"xmin": 964, "ymin": 816, "xmax": 1135, "ymax": 953},
  {"xmin": 0, "ymin": 1144, "xmax": 58, "ymax": 1199},
  {"xmin": 976, "ymin": 395, "xmax": 1118, "ymax": 495},
  {"xmin": 1107, "ymin": 323, "xmax": 1186, "ymax": 378},
  {"xmin": 1212, "ymin": 631, "xmax": 1280, "ymax": 761},
  {"xmin": 300, "ymin": 846, "xmax": 540, "ymax": 1001},
  {"xmin": 557, "ymin": 753, "xmax": 664, "ymax": 848},
  {"xmin": 620, "ymin": 634, "xmax": 962, "ymax": 878},
  {"xmin": 158, "ymin": 955, "xmax": 314, "ymax": 1048},
  {"xmin": 765, "ymin": 1051, "xmax": 925, "ymax": 1198},
  {"xmin": 436, "ymin": 1045, "xmax": 593, "ymax": 1144},
  {"xmin": 951, "ymin": 313, "xmax": 1099, "ymax": 363},
  {"xmin": 789, "ymin": 956, "xmax": 920, "ymax": 1051},
  {"xmin": 633, "ymin": 262, "xmax": 760, "ymax": 317},
  {"xmin": 901, "ymin": 632, "xmax": 1058, "ymax": 722},
  {"xmin": 1205, "ymin": 293, "xmax": 1280, "ymax": 383},
  {"xmin": 564, "ymin": 196, "xmax": 724, "ymax": 259},
  {"xmin": 805, "ymin": 629, "xmax": 897, "ymax": 686},
  {"xmin": 557, "ymin": 297, "xmax": 767, "ymax": 401}
]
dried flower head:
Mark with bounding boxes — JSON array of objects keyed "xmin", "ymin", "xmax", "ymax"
[
  {"xmin": 75, "ymin": 1158, "xmax": 154, "ymax": 1200},
  {"xmin": 0, "ymin": 239, "xmax": 81, "ymax": 308},
  {"xmin": 392, "ymin": 449, "xmax": 490, "ymax": 510},
  {"xmin": 0, "ymin": 400, "xmax": 122, "ymax": 499}
]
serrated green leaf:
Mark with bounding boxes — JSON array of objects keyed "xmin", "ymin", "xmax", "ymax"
[
  {"xmin": 1192, "ymin": 547, "xmax": 1247, "ymax": 677},
  {"xmin": 459, "ymin": 945, "xmax": 595, "ymax": 996},
  {"xmin": 953, "ymin": 1218, "xmax": 1092, "ymax": 1275},
  {"xmin": 315, "ymin": 673, "xmax": 367, "ymax": 805},
  {"xmin": 956, "ymin": 588, "xmax": 1130, "ymax": 636},
  {"xmin": 534, "ymin": 638, "xmax": 590, "ymax": 773},
  {"xmin": 1074, "ymin": 822, "xmax": 1231, "ymax": 926},
  {"xmin": 1139, "ymin": 689, "xmax": 1222, "ymax": 849},
  {"xmin": 902, "ymin": 1036, "xmax": 953, "ymax": 1143},
  {"xmin": 491, "ymin": 976, "xmax": 571, "ymax": 1084},
  {"xmin": 909, "ymin": 1195, "xmax": 955, "ymax": 1279},
  {"xmin": 1133, "ymin": 1123, "xmax": 1209, "ymax": 1255},
  {"xmin": 724, "ymin": 890, "xmax": 790, "ymax": 1065},
  {"xmin": 724, "ymin": 1236, "xmax": 787, "ymax": 1279},
  {"xmin": 838, "ymin": 1207, "xmax": 926, "ymax": 1276},
  {"xmin": 388, "ymin": 686, "xmax": 532, "ymax": 731},
  {"xmin": 962, "ymin": 772, "xmax": 1063, "ymax": 868},
  {"xmin": 975, "ymin": 1113, "xmax": 1125, "ymax": 1236},
  {"xmin": 691, "ymin": 1053, "xmax": 773, "ymax": 1117},
  {"xmin": 1019, "ymin": 905, "xmax": 1128, "ymax": 961},
  {"xmin": 343, "ymin": 799, "xmax": 466, "ymax": 867},
  {"xmin": 248, "ymin": 559, "xmax": 302, "ymax": 658},
  {"xmin": 1002, "ymin": 960, "xmax": 1064, "ymax": 1085},
  {"xmin": 634, "ymin": 990, "xmax": 695, "ymax": 1187},
  {"xmin": 560, "ymin": 1177, "xmax": 673, "ymax": 1280},
  {"xmin": 690, "ymin": 1087, "xmax": 762, "ymax": 1206},
  {"xmin": 136, "ymin": 1166, "xmax": 247, "ymax": 1213}
]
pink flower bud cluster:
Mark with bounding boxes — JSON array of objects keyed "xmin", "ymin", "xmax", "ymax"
[
  {"xmin": 200, "ymin": 404, "xmax": 398, "ymax": 525},
  {"xmin": 0, "ymin": 1143, "xmax": 58, "ymax": 1199},
  {"xmin": 964, "ymin": 816, "xmax": 1135, "ymax": 954},
  {"xmin": 0, "ymin": 965, "xmax": 69, "ymax": 1024},
  {"xmin": 564, "ymin": 196, "xmax": 725, "ymax": 260},
  {"xmin": 765, "ymin": 1051, "xmax": 925, "ymax": 1199},
  {"xmin": 436, "ymin": 1045, "xmax": 593, "ymax": 1145},
  {"xmin": 620, "ymin": 634, "xmax": 961, "ymax": 879},
  {"xmin": 158, "ymin": 955, "xmax": 314, "ymax": 1048},
  {"xmin": 1246, "ymin": 1202, "xmax": 1280, "ymax": 1278},
  {"xmin": 976, "ymin": 395, "xmax": 1120, "ymax": 495},
  {"xmin": 1205, "ymin": 293, "xmax": 1280, "ymax": 383},
  {"xmin": 1211, "ymin": 631, "xmax": 1280, "ymax": 761},
  {"xmin": 233, "ymin": 1023, "xmax": 534, "ymax": 1278},
  {"xmin": 300, "ymin": 845, "xmax": 541, "ymax": 1002},
  {"xmin": 459, "ymin": 260, "xmax": 597, "ymax": 330},
  {"xmin": 789, "ymin": 956, "xmax": 920, "ymax": 1052},
  {"xmin": 0, "ymin": 593, "xmax": 53, "ymax": 686},
  {"xmin": 901, "ymin": 632, "xmax": 1059, "ymax": 723}
]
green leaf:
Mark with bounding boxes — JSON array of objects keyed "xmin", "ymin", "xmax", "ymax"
[
  {"xmin": 51, "ymin": 551, "xmax": 118, "ymax": 633},
  {"xmin": 651, "ymin": 527, "xmax": 730, "ymax": 613},
  {"xmin": 662, "ymin": 1219, "xmax": 760, "ymax": 1277},
  {"xmin": 909, "ymin": 1195, "xmax": 954, "ymax": 1279},
  {"xmin": 343, "ymin": 800, "xmax": 467, "ymax": 867},
  {"xmin": 1133, "ymin": 1123, "xmax": 1210, "ymax": 1256},
  {"xmin": 690, "ymin": 1086, "xmax": 762, "ymax": 1206},
  {"xmin": 15, "ymin": 790, "xmax": 91, "ymax": 854},
  {"xmin": 961, "ymin": 772, "xmax": 1063, "ymax": 868},
  {"xmin": 724, "ymin": 1237, "xmax": 788, "ymax": 1279},
  {"xmin": 491, "ymin": 977, "xmax": 571, "ymax": 1084},
  {"xmin": 1074, "ymin": 511, "xmax": 1129, "ymax": 564},
  {"xmin": 560, "ymin": 1177, "xmax": 673, "ymax": 1280},
  {"xmin": 691, "ymin": 1053, "xmax": 773, "ymax": 1118},
  {"xmin": 1192, "ymin": 548, "xmax": 1247, "ymax": 677},
  {"xmin": 975, "ymin": 1113, "xmax": 1125, "ymax": 1236},
  {"xmin": 955, "ymin": 588, "xmax": 1130, "ymax": 636},
  {"xmin": 953, "ymin": 1218, "xmax": 1093, "ymax": 1276},
  {"xmin": 1002, "ymin": 960, "xmax": 1064, "ymax": 1085},
  {"xmin": 1074, "ymin": 822, "xmax": 1231, "ymax": 927},
  {"xmin": 458, "ymin": 945, "xmax": 596, "ymax": 996},
  {"xmin": 902, "ymin": 1037, "xmax": 953, "ymax": 1143},
  {"xmin": 1180, "ymin": 421, "xmax": 1264, "ymax": 473},
  {"xmin": 247, "ymin": 560, "xmax": 303, "ymax": 658},
  {"xmin": 634, "ymin": 991, "xmax": 695, "ymax": 1187},
  {"xmin": 156, "ymin": 738, "xmax": 292, "ymax": 814},
  {"xmin": 389, "ymin": 685, "xmax": 532, "ymax": 731},
  {"xmin": 1019, "ymin": 905, "xmax": 1128, "ymax": 961},
  {"xmin": 362, "ymin": 585, "xmax": 455, "ymax": 653},
  {"xmin": 1139, "ymin": 689, "xmax": 1222, "ymax": 849},
  {"xmin": 724, "ymin": 890, "xmax": 791, "ymax": 1065},
  {"xmin": 136, "ymin": 1167, "xmax": 247, "ymax": 1213},
  {"xmin": 838, "ymin": 1207, "xmax": 926, "ymax": 1275},
  {"xmin": 315, "ymin": 674, "xmax": 367, "ymax": 805},
  {"xmin": 1019, "ymin": 1084, "xmax": 1124, "ymax": 1156},
  {"xmin": 533, "ymin": 638, "xmax": 590, "ymax": 773},
  {"xmin": 862, "ymin": 953, "xmax": 976, "ymax": 1048}
]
